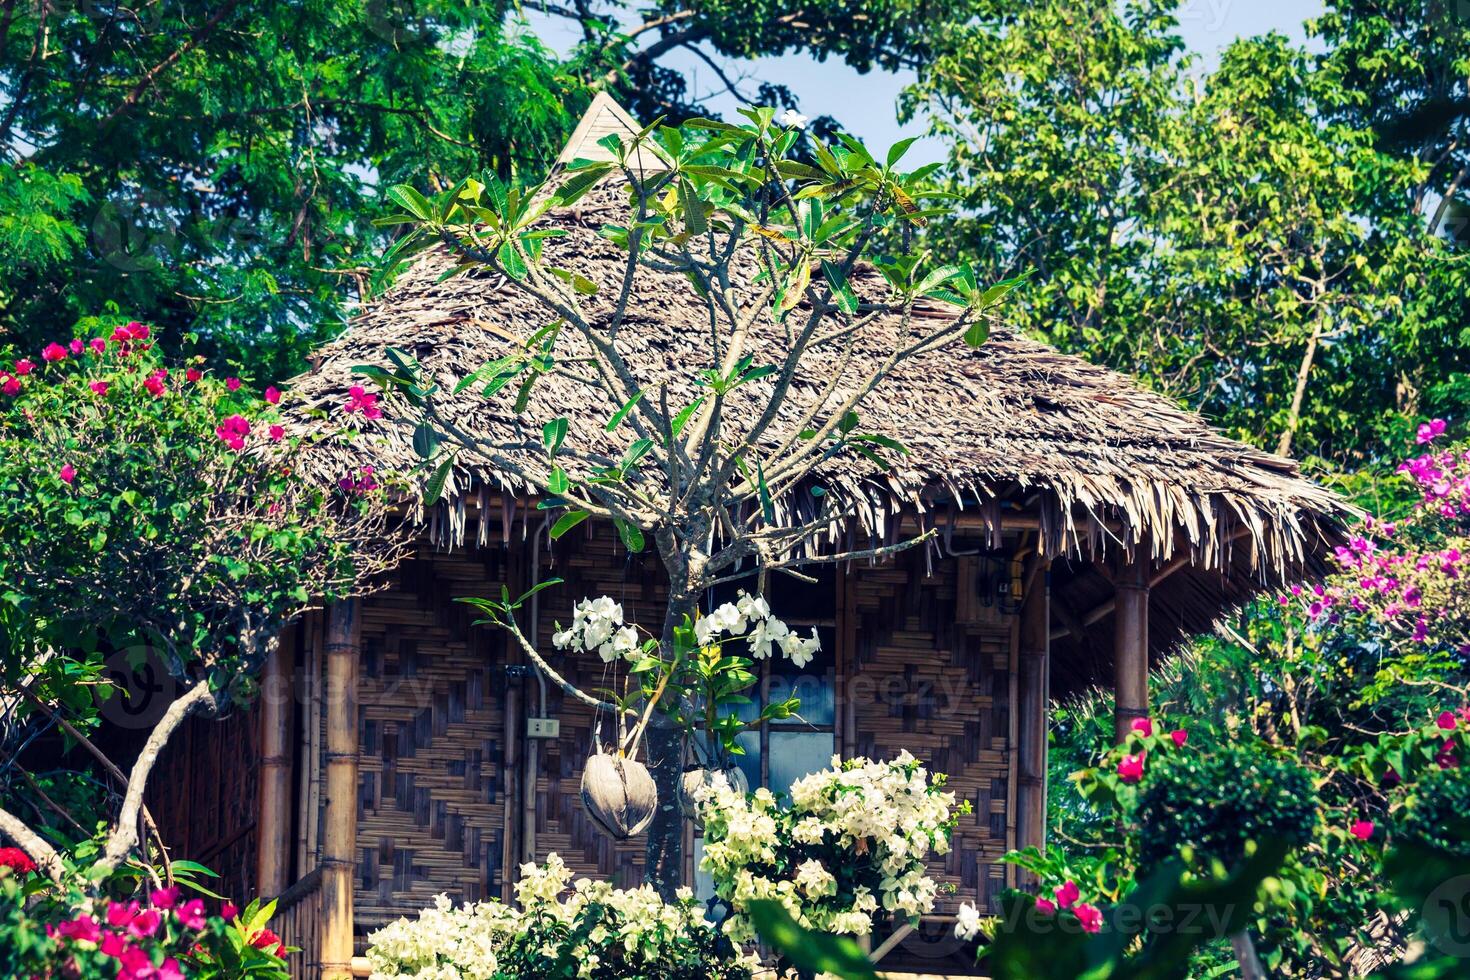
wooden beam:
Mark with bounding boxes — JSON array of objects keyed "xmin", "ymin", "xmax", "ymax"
[
  {"xmin": 320, "ymin": 600, "xmax": 361, "ymax": 980},
  {"xmin": 256, "ymin": 623, "xmax": 296, "ymax": 898},
  {"xmin": 1113, "ymin": 550, "xmax": 1150, "ymax": 744},
  {"xmin": 1015, "ymin": 560, "xmax": 1050, "ymax": 883}
]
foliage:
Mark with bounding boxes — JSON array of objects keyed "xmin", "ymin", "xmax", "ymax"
[
  {"xmin": 364, "ymin": 854, "xmax": 756, "ymax": 980},
  {"xmin": 694, "ymin": 752, "xmax": 964, "ymax": 945},
  {"xmin": 0, "ymin": 864, "xmax": 290, "ymax": 980},
  {"xmin": 1021, "ymin": 437, "xmax": 1470, "ymax": 976},
  {"xmin": 905, "ymin": 0, "xmax": 1470, "ymax": 467},
  {"xmin": 0, "ymin": 0, "xmax": 955, "ymax": 378}
]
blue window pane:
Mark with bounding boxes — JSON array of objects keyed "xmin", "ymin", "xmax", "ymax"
[{"xmin": 768, "ymin": 730, "xmax": 835, "ymax": 795}]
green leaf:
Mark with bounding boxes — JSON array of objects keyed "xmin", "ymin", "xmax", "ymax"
[
  {"xmin": 820, "ymin": 260, "xmax": 860, "ymax": 316},
  {"xmin": 546, "ymin": 465, "xmax": 569, "ymax": 495},
  {"xmin": 423, "ymin": 458, "xmax": 453, "ymax": 506},
  {"xmin": 963, "ymin": 319, "xmax": 991, "ymax": 348},
  {"xmin": 606, "ymin": 389, "xmax": 645, "ymax": 431},
  {"xmin": 412, "ymin": 422, "xmax": 440, "ymax": 460},
  {"xmin": 670, "ymin": 396, "xmax": 705, "ymax": 440},
  {"xmin": 756, "ymin": 459, "xmax": 775, "ymax": 525},
  {"xmin": 614, "ymin": 518, "xmax": 646, "ymax": 553},
  {"xmin": 549, "ymin": 510, "xmax": 589, "ymax": 540},
  {"xmin": 543, "ymin": 417, "xmax": 568, "ymax": 455},
  {"xmin": 886, "ymin": 136, "xmax": 919, "ymax": 168},
  {"xmin": 386, "ymin": 184, "xmax": 434, "ymax": 221},
  {"xmin": 747, "ymin": 900, "xmax": 880, "ymax": 980}
]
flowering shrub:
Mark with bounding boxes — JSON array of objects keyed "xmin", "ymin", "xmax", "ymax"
[
  {"xmin": 365, "ymin": 854, "xmax": 756, "ymax": 979},
  {"xmin": 695, "ymin": 752, "xmax": 964, "ymax": 944},
  {"xmin": 0, "ymin": 872, "xmax": 289, "ymax": 980}
]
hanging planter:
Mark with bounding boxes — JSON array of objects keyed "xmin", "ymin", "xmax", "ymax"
[
  {"xmin": 581, "ymin": 748, "xmax": 658, "ymax": 840},
  {"xmin": 678, "ymin": 761, "xmax": 748, "ymax": 823}
]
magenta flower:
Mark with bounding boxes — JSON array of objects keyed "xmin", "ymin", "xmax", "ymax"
[
  {"xmin": 1417, "ymin": 418, "xmax": 1448, "ymax": 444},
  {"xmin": 99, "ymin": 931, "xmax": 128, "ymax": 957},
  {"xmin": 105, "ymin": 901, "xmax": 137, "ymax": 929},
  {"xmin": 1073, "ymin": 902, "xmax": 1103, "ymax": 934},
  {"xmin": 68, "ymin": 338, "xmax": 84, "ymax": 355},
  {"xmin": 126, "ymin": 907, "xmax": 161, "ymax": 939},
  {"xmin": 41, "ymin": 342, "xmax": 67, "ymax": 362},
  {"xmin": 0, "ymin": 376, "xmax": 18, "ymax": 396},
  {"xmin": 221, "ymin": 902, "xmax": 238, "ymax": 921},
  {"xmin": 215, "ymin": 414, "xmax": 252, "ymax": 451},
  {"xmin": 13, "ymin": 359, "xmax": 34, "ymax": 376},
  {"xmin": 150, "ymin": 886, "xmax": 179, "ymax": 910},
  {"xmin": 1437, "ymin": 711, "xmax": 1458, "ymax": 731},
  {"xmin": 269, "ymin": 424, "xmax": 285, "ymax": 442},
  {"xmin": 1054, "ymin": 880, "xmax": 1080, "ymax": 910},
  {"xmin": 90, "ymin": 380, "xmax": 110, "ymax": 396},
  {"xmin": 176, "ymin": 897, "xmax": 207, "ymax": 930},
  {"xmin": 60, "ymin": 464, "xmax": 76, "ymax": 485},
  {"xmin": 126, "ymin": 321, "xmax": 150, "ymax": 340},
  {"xmin": 345, "ymin": 384, "xmax": 383, "ymax": 419},
  {"xmin": 143, "ymin": 370, "xmax": 166, "ymax": 397},
  {"xmin": 1116, "ymin": 753, "xmax": 1145, "ymax": 784},
  {"xmin": 89, "ymin": 337, "xmax": 107, "ymax": 354},
  {"xmin": 1170, "ymin": 729, "xmax": 1188, "ymax": 748},
  {"xmin": 264, "ymin": 385, "xmax": 281, "ymax": 404},
  {"xmin": 1350, "ymin": 819, "xmax": 1374, "ymax": 841},
  {"xmin": 1034, "ymin": 896, "xmax": 1056, "ymax": 915},
  {"xmin": 1130, "ymin": 717, "xmax": 1153, "ymax": 738},
  {"xmin": 186, "ymin": 367, "xmax": 202, "ymax": 382},
  {"xmin": 56, "ymin": 915, "xmax": 102, "ymax": 943},
  {"xmin": 226, "ymin": 376, "xmax": 242, "ymax": 391}
]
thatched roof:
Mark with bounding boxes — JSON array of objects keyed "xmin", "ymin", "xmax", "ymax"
[{"xmin": 279, "ymin": 102, "xmax": 1351, "ymax": 648}]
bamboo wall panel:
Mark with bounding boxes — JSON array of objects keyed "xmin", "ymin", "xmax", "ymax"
[
  {"xmin": 848, "ymin": 550, "xmax": 1016, "ymax": 916},
  {"xmin": 150, "ymin": 703, "xmax": 261, "ymax": 905},
  {"xmin": 527, "ymin": 524, "xmax": 668, "ymax": 888},
  {"xmin": 345, "ymin": 548, "xmax": 512, "ymax": 933}
]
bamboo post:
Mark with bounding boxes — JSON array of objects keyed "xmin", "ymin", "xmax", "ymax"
[
  {"xmin": 320, "ymin": 600, "xmax": 361, "ymax": 980},
  {"xmin": 1016, "ymin": 560, "xmax": 1050, "ymax": 881},
  {"xmin": 1113, "ymin": 548, "xmax": 1150, "ymax": 744},
  {"xmin": 256, "ymin": 624, "xmax": 297, "ymax": 898}
]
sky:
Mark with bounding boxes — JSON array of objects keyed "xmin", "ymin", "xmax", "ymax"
[{"xmin": 525, "ymin": 0, "xmax": 1325, "ymax": 164}]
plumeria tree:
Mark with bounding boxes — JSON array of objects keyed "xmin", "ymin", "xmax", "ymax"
[
  {"xmin": 368, "ymin": 106, "xmax": 1009, "ymax": 893},
  {"xmin": 0, "ymin": 325, "xmax": 404, "ymax": 886}
]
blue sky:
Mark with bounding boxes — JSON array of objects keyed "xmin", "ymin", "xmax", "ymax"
[{"xmin": 525, "ymin": 0, "xmax": 1324, "ymax": 163}]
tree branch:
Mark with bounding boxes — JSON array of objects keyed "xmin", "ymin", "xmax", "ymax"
[{"xmin": 0, "ymin": 805, "xmax": 66, "ymax": 882}]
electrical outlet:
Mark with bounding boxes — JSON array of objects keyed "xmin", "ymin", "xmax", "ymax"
[{"xmin": 526, "ymin": 717, "xmax": 560, "ymax": 739}]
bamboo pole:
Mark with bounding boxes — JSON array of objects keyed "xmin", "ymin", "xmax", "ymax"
[
  {"xmin": 1113, "ymin": 549, "xmax": 1150, "ymax": 744},
  {"xmin": 320, "ymin": 600, "xmax": 361, "ymax": 980},
  {"xmin": 1016, "ymin": 560, "xmax": 1050, "ymax": 883},
  {"xmin": 256, "ymin": 623, "xmax": 297, "ymax": 897}
]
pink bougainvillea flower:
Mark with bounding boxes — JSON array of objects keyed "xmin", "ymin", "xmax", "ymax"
[
  {"xmin": 60, "ymin": 464, "xmax": 76, "ymax": 485},
  {"xmin": 13, "ymin": 358, "xmax": 34, "ymax": 376},
  {"xmin": 1034, "ymin": 896, "xmax": 1056, "ymax": 915},
  {"xmin": 269, "ymin": 424, "xmax": 285, "ymax": 442},
  {"xmin": 344, "ymin": 384, "xmax": 383, "ymax": 419},
  {"xmin": 0, "ymin": 375, "xmax": 18, "ymax": 396},
  {"xmin": 1130, "ymin": 717, "xmax": 1153, "ymax": 738},
  {"xmin": 143, "ymin": 371, "xmax": 166, "ymax": 397},
  {"xmin": 1381, "ymin": 767, "xmax": 1401, "ymax": 789},
  {"xmin": 109, "ymin": 325, "xmax": 132, "ymax": 342},
  {"xmin": 105, "ymin": 901, "xmax": 138, "ymax": 929},
  {"xmin": 1417, "ymin": 418, "xmax": 1448, "ymax": 444},
  {"xmin": 41, "ymin": 342, "xmax": 67, "ymax": 362},
  {"xmin": 90, "ymin": 380, "xmax": 110, "ymax": 396},
  {"xmin": 1170, "ymin": 729, "xmax": 1188, "ymax": 748},
  {"xmin": 215, "ymin": 414, "xmax": 251, "ymax": 451},
  {"xmin": 250, "ymin": 927, "xmax": 286, "ymax": 957},
  {"xmin": 68, "ymin": 338, "xmax": 84, "ymax": 355},
  {"xmin": 1436, "ymin": 739, "xmax": 1459, "ymax": 770},
  {"xmin": 126, "ymin": 321, "xmax": 150, "ymax": 340},
  {"xmin": 1054, "ymin": 880, "xmax": 1080, "ymax": 910},
  {"xmin": 126, "ymin": 907, "xmax": 161, "ymax": 939},
  {"xmin": 158, "ymin": 957, "xmax": 184, "ymax": 980},
  {"xmin": 1073, "ymin": 903, "xmax": 1103, "ymax": 934},
  {"xmin": 119, "ymin": 944, "xmax": 156, "ymax": 977},
  {"xmin": 1437, "ymin": 711, "xmax": 1458, "ymax": 731},
  {"xmin": 185, "ymin": 367, "xmax": 202, "ymax": 382},
  {"xmin": 176, "ymin": 897, "xmax": 207, "ymax": 930},
  {"xmin": 99, "ymin": 930, "xmax": 128, "ymax": 957},
  {"xmin": 1349, "ymin": 819, "xmax": 1374, "ymax": 841},
  {"xmin": 89, "ymin": 337, "xmax": 107, "ymax": 354},
  {"xmin": 0, "ymin": 847, "xmax": 37, "ymax": 875},
  {"xmin": 264, "ymin": 385, "xmax": 281, "ymax": 404},
  {"xmin": 150, "ymin": 887, "xmax": 179, "ymax": 910},
  {"xmin": 56, "ymin": 914, "xmax": 102, "ymax": 943},
  {"xmin": 1117, "ymin": 753, "xmax": 1145, "ymax": 784},
  {"xmin": 225, "ymin": 376, "xmax": 242, "ymax": 391}
]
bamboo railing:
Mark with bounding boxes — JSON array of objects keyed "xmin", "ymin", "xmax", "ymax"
[{"xmin": 274, "ymin": 866, "xmax": 324, "ymax": 980}]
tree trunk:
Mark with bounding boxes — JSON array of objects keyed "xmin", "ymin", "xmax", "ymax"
[
  {"xmin": 642, "ymin": 715, "xmax": 684, "ymax": 897},
  {"xmin": 1277, "ymin": 320, "xmax": 1322, "ymax": 458},
  {"xmin": 1230, "ymin": 930, "xmax": 1267, "ymax": 980}
]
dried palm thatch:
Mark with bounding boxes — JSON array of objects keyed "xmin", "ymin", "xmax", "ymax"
[{"xmin": 279, "ymin": 172, "xmax": 1350, "ymax": 644}]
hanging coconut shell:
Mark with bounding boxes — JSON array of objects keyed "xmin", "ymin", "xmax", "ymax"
[
  {"xmin": 678, "ymin": 762, "xmax": 749, "ymax": 823},
  {"xmin": 580, "ymin": 751, "xmax": 658, "ymax": 840}
]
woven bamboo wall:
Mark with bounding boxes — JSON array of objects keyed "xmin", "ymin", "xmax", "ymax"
[
  {"xmin": 525, "ymin": 523, "xmax": 667, "ymax": 888},
  {"xmin": 150, "ymin": 704, "xmax": 261, "ymax": 904},
  {"xmin": 847, "ymin": 548, "xmax": 1016, "ymax": 916},
  {"xmin": 344, "ymin": 548, "xmax": 513, "ymax": 932}
]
